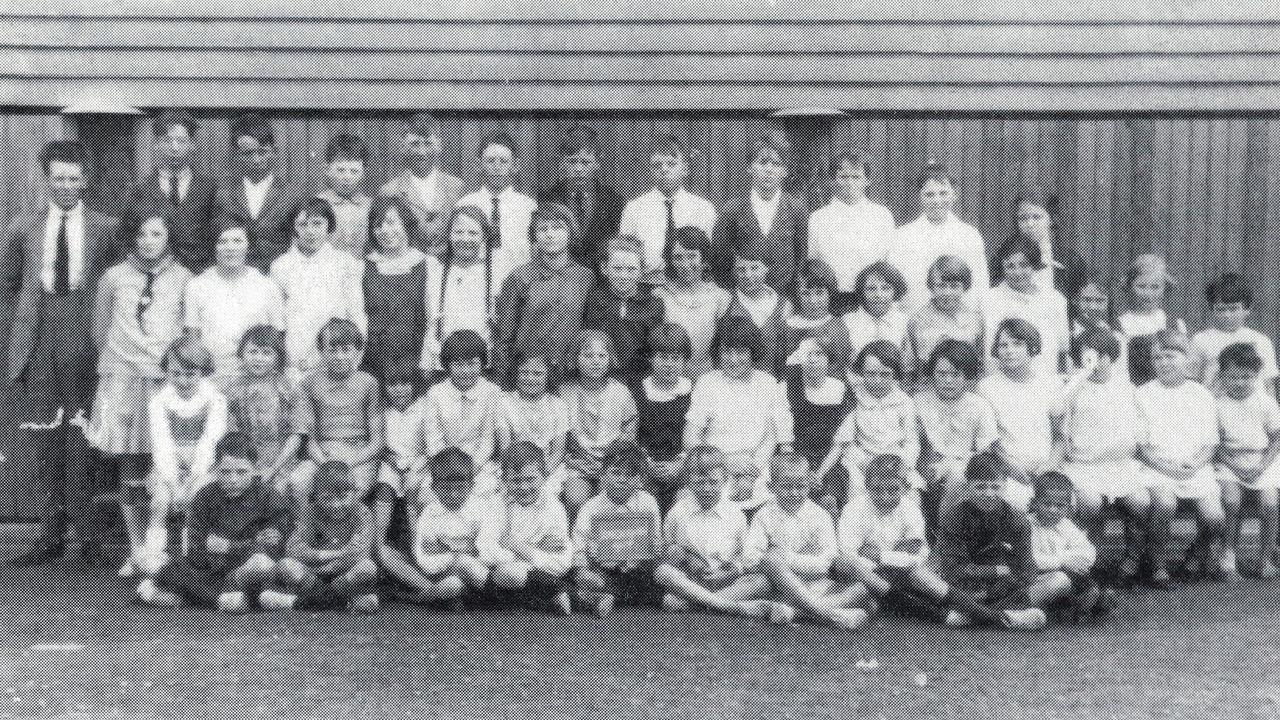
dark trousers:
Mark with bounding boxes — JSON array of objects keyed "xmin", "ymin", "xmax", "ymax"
[
  {"xmin": 154, "ymin": 558, "xmax": 262, "ymax": 608},
  {"xmin": 487, "ymin": 569, "xmax": 568, "ymax": 610},
  {"xmin": 19, "ymin": 293, "xmax": 94, "ymax": 548}
]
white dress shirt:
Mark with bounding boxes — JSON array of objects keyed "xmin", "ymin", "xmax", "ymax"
[
  {"xmin": 807, "ymin": 197, "xmax": 896, "ymax": 293},
  {"xmin": 892, "ymin": 212, "xmax": 990, "ymax": 311},
  {"xmin": 618, "ymin": 188, "xmax": 717, "ymax": 275},
  {"xmin": 42, "ymin": 202, "xmax": 85, "ymax": 293},
  {"xmin": 750, "ymin": 189, "xmax": 782, "ymax": 238},
  {"xmin": 456, "ymin": 185, "xmax": 535, "ymax": 290},
  {"xmin": 270, "ymin": 242, "xmax": 367, "ymax": 372},
  {"xmin": 243, "ymin": 175, "xmax": 274, "ymax": 219}
]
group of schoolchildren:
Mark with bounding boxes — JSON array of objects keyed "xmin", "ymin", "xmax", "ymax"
[{"xmin": 70, "ymin": 108, "xmax": 1280, "ymax": 632}]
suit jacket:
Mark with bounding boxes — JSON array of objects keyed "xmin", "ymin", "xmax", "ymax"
[
  {"xmin": 537, "ymin": 179, "xmax": 625, "ymax": 270},
  {"xmin": 711, "ymin": 192, "xmax": 808, "ymax": 295},
  {"xmin": 124, "ymin": 169, "xmax": 220, "ymax": 272},
  {"xmin": 216, "ymin": 174, "xmax": 310, "ymax": 271},
  {"xmin": 0, "ymin": 208, "xmax": 119, "ymax": 382},
  {"xmin": 379, "ymin": 168, "xmax": 465, "ymax": 254}
]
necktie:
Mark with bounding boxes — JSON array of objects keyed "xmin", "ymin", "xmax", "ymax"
[
  {"xmin": 53, "ymin": 210, "xmax": 70, "ymax": 295},
  {"xmin": 490, "ymin": 194, "xmax": 502, "ymax": 248},
  {"xmin": 137, "ymin": 267, "xmax": 158, "ymax": 330},
  {"xmin": 662, "ymin": 195, "xmax": 675, "ymax": 266},
  {"xmin": 169, "ymin": 173, "xmax": 182, "ymax": 204}
]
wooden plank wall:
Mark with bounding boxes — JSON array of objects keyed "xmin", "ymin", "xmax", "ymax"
[{"xmin": 0, "ymin": 109, "xmax": 1275, "ymax": 518}]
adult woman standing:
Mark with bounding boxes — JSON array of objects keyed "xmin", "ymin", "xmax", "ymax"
[{"xmin": 999, "ymin": 188, "xmax": 1085, "ymax": 296}]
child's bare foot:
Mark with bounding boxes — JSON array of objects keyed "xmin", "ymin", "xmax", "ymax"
[
  {"xmin": 593, "ymin": 594, "xmax": 616, "ymax": 618},
  {"xmin": 661, "ymin": 594, "xmax": 691, "ymax": 613},
  {"xmin": 1000, "ymin": 607, "xmax": 1047, "ymax": 631},
  {"xmin": 1150, "ymin": 564, "xmax": 1172, "ymax": 589},
  {"xmin": 348, "ymin": 593, "xmax": 380, "ymax": 614},
  {"xmin": 258, "ymin": 589, "xmax": 297, "ymax": 610},
  {"xmin": 768, "ymin": 602, "xmax": 797, "ymax": 625},
  {"xmin": 827, "ymin": 607, "xmax": 868, "ymax": 631},
  {"xmin": 735, "ymin": 599, "xmax": 771, "ymax": 618},
  {"xmin": 1261, "ymin": 561, "xmax": 1280, "ymax": 580},
  {"xmin": 217, "ymin": 591, "xmax": 248, "ymax": 614},
  {"xmin": 1218, "ymin": 548, "xmax": 1240, "ymax": 581},
  {"xmin": 136, "ymin": 579, "xmax": 182, "ymax": 608},
  {"xmin": 552, "ymin": 591, "xmax": 573, "ymax": 616},
  {"xmin": 944, "ymin": 610, "xmax": 971, "ymax": 627}
]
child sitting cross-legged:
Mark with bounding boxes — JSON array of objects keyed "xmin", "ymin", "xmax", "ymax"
[
  {"xmin": 935, "ymin": 451, "xmax": 1049, "ymax": 630},
  {"xmin": 653, "ymin": 446, "xmax": 774, "ymax": 615},
  {"xmin": 403, "ymin": 448, "xmax": 490, "ymax": 606},
  {"xmin": 1028, "ymin": 472, "xmax": 1115, "ymax": 624},
  {"xmin": 571, "ymin": 439, "xmax": 664, "ymax": 616},
  {"xmin": 739, "ymin": 452, "xmax": 869, "ymax": 630},
  {"xmin": 832, "ymin": 454, "xmax": 1006, "ymax": 626},
  {"xmin": 137, "ymin": 432, "xmax": 289, "ymax": 612},
  {"xmin": 260, "ymin": 461, "xmax": 380, "ymax": 613}
]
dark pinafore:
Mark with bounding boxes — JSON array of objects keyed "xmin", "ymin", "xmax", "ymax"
[{"xmin": 362, "ymin": 258, "xmax": 427, "ymax": 382}]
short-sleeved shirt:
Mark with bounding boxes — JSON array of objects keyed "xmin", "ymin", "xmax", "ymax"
[
  {"xmin": 837, "ymin": 494, "xmax": 927, "ymax": 568},
  {"xmin": 1063, "ymin": 376, "xmax": 1140, "ymax": 464},
  {"xmin": 224, "ymin": 374, "xmax": 305, "ymax": 464},
  {"xmin": 834, "ymin": 385, "xmax": 918, "ymax": 465},
  {"xmin": 981, "ymin": 283, "xmax": 1070, "ymax": 377},
  {"xmin": 806, "ymin": 197, "xmax": 895, "ymax": 294},
  {"xmin": 741, "ymin": 498, "xmax": 836, "ymax": 574},
  {"xmin": 563, "ymin": 380, "xmax": 638, "ymax": 459},
  {"xmin": 914, "ymin": 389, "xmax": 999, "ymax": 463},
  {"xmin": 977, "ymin": 371, "xmax": 1064, "ymax": 471},
  {"xmin": 1136, "ymin": 380, "xmax": 1219, "ymax": 462},
  {"xmin": 662, "ymin": 495, "xmax": 748, "ymax": 572},
  {"xmin": 686, "ymin": 369, "xmax": 793, "ymax": 456},
  {"xmin": 1217, "ymin": 391, "xmax": 1280, "ymax": 457},
  {"xmin": 183, "ymin": 267, "xmax": 285, "ymax": 380}
]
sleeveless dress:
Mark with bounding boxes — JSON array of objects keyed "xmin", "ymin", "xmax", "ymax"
[{"xmin": 363, "ymin": 257, "xmax": 428, "ymax": 382}]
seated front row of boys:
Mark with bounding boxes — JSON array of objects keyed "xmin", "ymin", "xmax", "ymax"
[{"xmin": 134, "ymin": 426, "xmax": 1108, "ymax": 629}]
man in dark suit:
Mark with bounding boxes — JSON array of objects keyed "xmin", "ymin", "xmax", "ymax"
[
  {"xmin": 123, "ymin": 109, "xmax": 220, "ymax": 272},
  {"xmin": 216, "ymin": 114, "xmax": 308, "ymax": 271},
  {"xmin": 711, "ymin": 135, "xmax": 808, "ymax": 295},
  {"xmin": 2, "ymin": 141, "xmax": 118, "ymax": 565},
  {"xmin": 537, "ymin": 125, "xmax": 625, "ymax": 271}
]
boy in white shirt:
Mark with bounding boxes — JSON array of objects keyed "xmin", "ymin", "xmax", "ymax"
[
  {"xmin": 1028, "ymin": 472, "xmax": 1113, "ymax": 623},
  {"xmin": 807, "ymin": 151, "xmax": 895, "ymax": 312},
  {"xmin": 618, "ymin": 135, "xmax": 717, "ymax": 283},
  {"xmin": 477, "ymin": 441, "xmax": 574, "ymax": 615},
  {"xmin": 1193, "ymin": 273, "xmax": 1278, "ymax": 396},
  {"xmin": 405, "ymin": 448, "xmax": 490, "ymax": 606},
  {"xmin": 456, "ymin": 132, "xmax": 536, "ymax": 289},
  {"xmin": 741, "ymin": 453, "xmax": 868, "ymax": 630},
  {"xmin": 571, "ymin": 440, "xmax": 663, "ymax": 616},
  {"xmin": 654, "ymin": 446, "xmax": 773, "ymax": 615},
  {"xmin": 315, "ymin": 134, "xmax": 372, "ymax": 259},
  {"xmin": 271, "ymin": 197, "xmax": 366, "ymax": 374}
]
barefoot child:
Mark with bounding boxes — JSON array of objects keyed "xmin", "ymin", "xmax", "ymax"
[
  {"xmin": 222, "ymin": 325, "xmax": 304, "ymax": 496},
  {"xmin": 654, "ymin": 446, "xmax": 772, "ymax": 615},
  {"xmin": 740, "ymin": 452, "xmax": 869, "ymax": 630},
  {"xmin": 137, "ymin": 432, "xmax": 289, "ymax": 612},
  {"xmin": 261, "ymin": 460, "xmax": 380, "ymax": 613},
  {"xmin": 571, "ymin": 440, "xmax": 663, "ymax": 616},
  {"xmin": 1028, "ymin": 472, "xmax": 1112, "ymax": 623},
  {"xmin": 406, "ymin": 448, "xmax": 490, "ymax": 605}
]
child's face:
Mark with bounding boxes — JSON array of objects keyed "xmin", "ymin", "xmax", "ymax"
[
  {"xmin": 832, "ymin": 160, "xmax": 868, "ymax": 203},
  {"xmin": 404, "ymin": 132, "xmax": 441, "ymax": 166},
  {"xmin": 1016, "ymin": 202, "xmax": 1052, "ymax": 242},
  {"xmin": 724, "ymin": 455, "xmax": 759, "ymax": 503},
  {"xmin": 215, "ymin": 455, "xmax": 255, "ymax": 497},
  {"xmin": 799, "ymin": 284, "xmax": 831, "ymax": 318},
  {"xmin": 733, "ymin": 257, "xmax": 769, "ymax": 297},
  {"xmin": 505, "ymin": 463, "xmax": 546, "ymax": 505},
  {"xmin": 867, "ymin": 474, "xmax": 906, "ymax": 514},
  {"xmin": 215, "ymin": 228, "xmax": 249, "ymax": 270},
  {"xmin": 481, "ymin": 144, "xmax": 516, "ymax": 187},
  {"xmin": 1151, "ymin": 345, "xmax": 1187, "ymax": 386},
  {"xmin": 719, "ymin": 346, "xmax": 753, "ymax": 380},
  {"xmin": 1032, "ymin": 489, "xmax": 1072, "ymax": 527},
  {"xmin": 168, "ymin": 363, "xmax": 202, "ymax": 398},
  {"xmin": 860, "ymin": 355, "xmax": 897, "ymax": 398},
  {"xmin": 449, "ymin": 214, "xmax": 484, "ymax": 264},
  {"xmin": 293, "ymin": 212, "xmax": 330, "ymax": 255},
  {"xmin": 605, "ymin": 249, "xmax": 642, "ymax": 299},
  {"xmin": 862, "ymin": 273, "xmax": 896, "ymax": 318},
  {"xmin": 434, "ymin": 478, "xmax": 474, "ymax": 512},
  {"xmin": 801, "ymin": 344, "xmax": 830, "ymax": 381},
  {"xmin": 560, "ymin": 149, "xmax": 598, "ymax": 186},
  {"xmin": 1074, "ymin": 282, "xmax": 1109, "ymax": 323},
  {"xmin": 1131, "ymin": 273, "xmax": 1166, "ymax": 309},
  {"xmin": 670, "ymin": 242, "xmax": 704, "ymax": 285},
  {"xmin": 386, "ymin": 381, "xmax": 416, "ymax": 411},
  {"xmin": 534, "ymin": 218, "xmax": 570, "ymax": 258},
  {"xmin": 236, "ymin": 135, "xmax": 275, "ymax": 179},
  {"xmin": 448, "ymin": 356, "xmax": 484, "ymax": 391},
  {"xmin": 321, "ymin": 342, "xmax": 361, "ymax": 378},
  {"xmin": 156, "ymin": 124, "xmax": 194, "ymax": 168},
  {"xmin": 1221, "ymin": 364, "xmax": 1257, "ymax": 401},
  {"xmin": 516, "ymin": 357, "xmax": 549, "ymax": 398},
  {"xmin": 373, "ymin": 207, "xmax": 409, "ymax": 254},
  {"xmin": 326, "ymin": 158, "xmax": 365, "ymax": 197},
  {"xmin": 577, "ymin": 337, "xmax": 611, "ymax": 381},
  {"xmin": 995, "ymin": 332, "xmax": 1032, "ymax": 374},
  {"xmin": 241, "ymin": 342, "xmax": 280, "ymax": 378},
  {"xmin": 920, "ymin": 179, "xmax": 955, "ymax": 222},
  {"xmin": 966, "ymin": 475, "xmax": 1005, "ymax": 512},
  {"xmin": 770, "ymin": 464, "xmax": 811, "ymax": 514},
  {"xmin": 135, "ymin": 217, "xmax": 169, "ymax": 262},
  {"xmin": 929, "ymin": 277, "xmax": 965, "ymax": 314},
  {"xmin": 931, "ymin": 356, "xmax": 967, "ymax": 402},
  {"xmin": 688, "ymin": 466, "xmax": 727, "ymax": 509},
  {"xmin": 650, "ymin": 352, "xmax": 686, "ymax": 384},
  {"xmin": 650, "ymin": 153, "xmax": 687, "ymax": 194},
  {"xmin": 317, "ymin": 487, "xmax": 358, "ymax": 517},
  {"xmin": 1001, "ymin": 252, "xmax": 1036, "ymax": 294},
  {"xmin": 602, "ymin": 465, "xmax": 641, "ymax": 505},
  {"xmin": 750, "ymin": 149, "xmax": 786, "ymax": 196},
  {"xmin": 1212, "ymin": 300, "xmax": 1249, "ymax": 333}
]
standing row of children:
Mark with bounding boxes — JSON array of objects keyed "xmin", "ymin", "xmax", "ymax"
[{"xmin": 77, "ymin": 111, "xmax": 1280, "ymax": 627}]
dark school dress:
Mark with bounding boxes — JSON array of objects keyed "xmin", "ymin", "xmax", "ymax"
[
  {"xmin": 786, "ymin": 367, "xmax": 852, "ymax": 505},
  {"xmin": 363, "ymin": 258, "xmax": 427, "ymax": 382}
]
